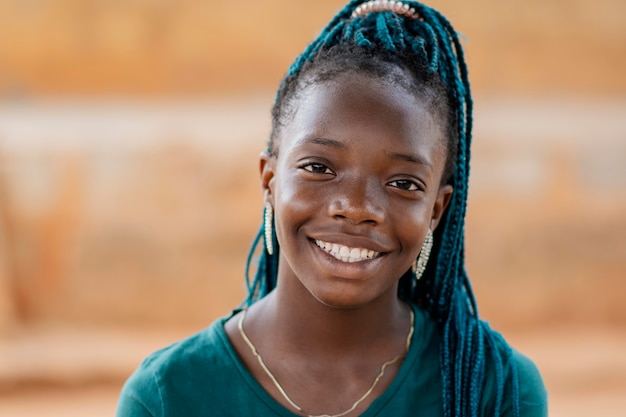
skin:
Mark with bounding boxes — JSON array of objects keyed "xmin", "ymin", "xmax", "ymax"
[{"xmin": 225, "ymin": 71, "xmax": 453, "ymax": 416}]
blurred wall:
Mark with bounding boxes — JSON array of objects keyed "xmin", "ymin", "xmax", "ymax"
[
  {"xmin": 0, "ymin": 0, "xmax": 624, "ymax": 97},
  {"xmin": 0, "ymin": 0, "xmax": 625, "ymax": 333}
]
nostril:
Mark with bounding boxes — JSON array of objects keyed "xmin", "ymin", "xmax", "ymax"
[{"xmin": 332, "ymin": 208, "xmax": 383, "ymax": 225}]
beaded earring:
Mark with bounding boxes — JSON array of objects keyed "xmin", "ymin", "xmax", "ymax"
[
  {"xmin": 412, "ymin": 228, "xmax": 433, "ymax": 280},
  {"xmin": 264, "ymin": 202, "xmax": 274, "ymax": 256}
]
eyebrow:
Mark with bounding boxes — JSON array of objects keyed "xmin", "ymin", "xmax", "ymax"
[
  {"xmin": 303, "ymin": 137, "xmax": 348, "ymax": 149},
  {"xmin": 301, "ymin": 137, "xmax": 432, "ymax": 170},
  {"xmin": 387, "ymin": 151, "xmax": 433, "ymax": 171}
]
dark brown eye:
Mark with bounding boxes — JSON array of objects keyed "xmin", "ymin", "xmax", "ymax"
[
  {"xmin": 303, "ymin": 163, "xmax": 333, "ymax": 174},
  {"xmin": 389, "ymin": 179, "xmax": 419, "ymax": 191}
]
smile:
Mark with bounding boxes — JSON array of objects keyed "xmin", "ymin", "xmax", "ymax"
[{"xmin": 314, "ymin": 239, "xmax": 381, "ymax": 263}]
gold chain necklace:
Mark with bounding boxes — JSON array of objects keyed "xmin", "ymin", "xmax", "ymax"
[{"xmin": 238, "ymin": 308, "xmax": 414, "ymax": 417}]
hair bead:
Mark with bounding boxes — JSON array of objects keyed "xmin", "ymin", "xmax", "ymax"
[{"xmin": 352, "ymin": 0, "xmax": 421, "ymax": 20}]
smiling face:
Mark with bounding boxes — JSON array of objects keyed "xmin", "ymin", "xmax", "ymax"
[{"xmin": 261, "ymin": 71, "xmax": 453, "ymax": 309}]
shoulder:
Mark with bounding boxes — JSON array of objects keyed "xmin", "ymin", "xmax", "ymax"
[
  {"xmin": 509, "ymin": 348, "xmax": 548, "ymax": 414},
  {"xmin": 116, "ymin": 316, "xmax": 236, "ymax": 417},
  {"xmin": 482, "ymin": 329, "xmax": 548, "ymax": 417},
  {"xmin": 135, "ymin": 316, "xmax": 231, "ymax": 381}
]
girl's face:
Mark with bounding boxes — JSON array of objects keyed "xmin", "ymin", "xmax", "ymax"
[{"xmin": 261, "ymin": 72, "xmax": 452, "ymax": 309}]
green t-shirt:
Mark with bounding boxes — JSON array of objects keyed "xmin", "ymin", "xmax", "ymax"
[{"xmin": 117, "ymin": 306, "xmax": 547, "ymax": 416}]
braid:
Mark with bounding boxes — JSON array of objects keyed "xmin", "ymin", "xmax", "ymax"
[{"xmin": 245, "ymin": 2, "xmax": 519, "ymax": 416}]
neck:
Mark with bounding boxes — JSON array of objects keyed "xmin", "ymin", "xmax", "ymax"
[{"xmin": 252, "ymin": 284, "xmax": 410, "ymax": 356}]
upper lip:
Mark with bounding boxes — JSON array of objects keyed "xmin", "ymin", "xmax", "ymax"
[{"xmin": 308, "ymin": 232, "xmax": 391, "ymax": 254}]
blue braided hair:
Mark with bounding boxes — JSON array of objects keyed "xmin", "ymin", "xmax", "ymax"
[{"xmin": 244, "ymin": 2, "xmax": 519, "ymax": 416}]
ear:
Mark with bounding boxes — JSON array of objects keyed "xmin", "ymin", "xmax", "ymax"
[
  {"xmin": 259, "ymin": 151, "xmax": 276, "ymax": 204},
  {"xmin": 429, "ymin": 184, "xmax": 453, "ymax": 231}
]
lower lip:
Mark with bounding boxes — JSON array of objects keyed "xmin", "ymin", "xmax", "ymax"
[{"xmin": 309, "ymin": 239, "xmax": 384, "ymax": 279}]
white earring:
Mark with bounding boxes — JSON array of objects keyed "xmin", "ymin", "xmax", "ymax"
[
  {"xmin": 264, "ymin": 202, "xmax": 274, "ymax": 256},
  {"xmin": 412, "ymin": 229, "xmax": 433, "ymax": 280}
]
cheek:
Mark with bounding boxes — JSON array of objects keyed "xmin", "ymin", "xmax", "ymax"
[
  {"xmin": 391, "ymin": 208, "xmax": 427, "ymax": 246},
  {"xmin": 272, "ymin": 174, "xmax": 319, "ymax": 237},
  {"xmin": 385, "ymin": 194, "xmax": 436, "ymax": 255}
]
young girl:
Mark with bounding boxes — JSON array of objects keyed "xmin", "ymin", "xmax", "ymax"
[{"xmin": 117, "ymin": 1, "xmax": 547, "ymax": 416}]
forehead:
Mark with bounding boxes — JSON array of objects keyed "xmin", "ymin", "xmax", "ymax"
[{"xmin": 278, "ymin": 72, "xmax": 446, "ymax": 159}]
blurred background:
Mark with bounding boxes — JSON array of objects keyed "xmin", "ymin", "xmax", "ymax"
[{"xmin": 0, "ymin": 0, "xmax": 624, "ymax": 415}]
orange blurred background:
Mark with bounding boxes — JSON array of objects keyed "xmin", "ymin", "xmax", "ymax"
[{"xmin": 0, "ymin": 0, "xmax": 625, "ymax": 416}]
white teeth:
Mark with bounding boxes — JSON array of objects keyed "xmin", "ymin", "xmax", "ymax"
[{"xmin": 314, "ymin": 240, "xmax": 380, "ymax": 263}]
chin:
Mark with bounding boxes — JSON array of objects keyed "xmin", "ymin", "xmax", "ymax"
[
  {"xmin": 309, "ymin": 286, "xmax": 388, "ymax": 311},
  {"xmin": 314, "ymin": 297, "xmax": 365, "ymax": 310}
]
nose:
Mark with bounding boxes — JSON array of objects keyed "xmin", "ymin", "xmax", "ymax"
[{"xmin": 328, "ymin": 176, "xmax": 385, "ymax": 225}]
